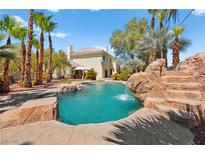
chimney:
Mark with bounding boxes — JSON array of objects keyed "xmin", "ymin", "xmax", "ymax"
[
  {"xmin": 106, "ymin": 46, "xmax": 109, "ymax": 53},
  {"xmin": 67, "ymin": 45, "xmax": 73, "ymax": 60}
]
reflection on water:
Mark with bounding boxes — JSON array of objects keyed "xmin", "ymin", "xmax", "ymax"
[{"xmin": 116, "ymin": 94, "xmax": 133, "ymax": 101}]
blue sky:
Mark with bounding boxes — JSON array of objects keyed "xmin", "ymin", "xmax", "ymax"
[{"xmin": 0, "ymin": 9, "xmax": 205, "ymax": 66}]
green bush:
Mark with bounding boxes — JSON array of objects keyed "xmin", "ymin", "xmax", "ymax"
[
  {"xmin": 119, "ymin": 67, "xmax": 131, "ymax": 81},
  {"xmin": 111, "ymin": 73, "xmax": 120, "ymax": 80},
  {"xmin": 0, "ymin": 77, "xmax": 2, "ymax": 91},
  {"xmin": 85, "ymin": 70, "xmax": 97, "ymax": 80}
]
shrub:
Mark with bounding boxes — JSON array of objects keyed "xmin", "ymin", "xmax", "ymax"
[
  {"xmin": 32, "ymin": 80, "xmax": 36, "ymax": 86},
  {"xmin": 85, "ymin": 70, "xmax": 97, "ymax": 80},
  {"xmin": 42, "ymin": 72, "xmax": 48, "ymax": 79},
  {"xmin": 119, "ymin": 67, "xmax": 131, "ymax": 81},
  {"xmin": 0, "ymin": 77, "xmax": 2, "ymax": 92},
  {"xmin": 111, "ymin": 73, "xmax": 120, "ymax": 80}
]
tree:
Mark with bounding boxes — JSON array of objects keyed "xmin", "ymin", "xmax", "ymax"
[
  {"xmin": 13, "ymin": 27, "xmax": 27, "ymax": 84},
  {"xmin": 110, "ymin": 18, "xmax": 147, "ymax": 64},
  {"xmin": 155, "ymin": 9, "xmax": 179, "ymax": 67},
  {"xmin": 148, "ymin": 9, "xmax": 158, "ymax": 64},
  {"xmin": 32, "ymin": 37, "xmax": 40, "ymax": 85},
  {"xmin": 44, "ymin": 15, "xmax": 57, "ymax": 83},
  {"xmin": 52, "ymin": 50, "xmax": 70, "ymax": 77},
  {"xmin": 137, "ymin": 27, "xmax": 173, "ymax": 61},
  {"xmin": 0, "ymin": 33, "xmax": 18, "ymax": 93},
  {"xmin": 24, "ymin": 9, "xmax": 34, "ymax": 88},
  {"xmin": 34, "ymin": 12, "xmax": 47, "ymax": 85},
  {"xmin": 1, "ymin": 16, "xmax": 20, "ymax": 93},
  {"xmin": 172, "ymin": 25, "xmax": 191, "ymax": 69}
]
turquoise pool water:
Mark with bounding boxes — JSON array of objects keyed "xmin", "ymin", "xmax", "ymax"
[{"xmin": 58, "ymin": 82, "xmax": 142, "ymax": 125}]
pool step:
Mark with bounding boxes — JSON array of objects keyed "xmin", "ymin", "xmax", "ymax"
[
  {"xmin": 162, "ymin": 98, "xmax": 203, "ymax": 111},
  {"xmin": 163, "ymin": 82, "xmax": 201, "ymax": 91},
  {"xmin": 162, "ymin": 76, "xmax": 195, "ymax": 83},
  {"xmin": 166, "ymin": 90, "xmax": 203, "ymax": 101},
  {"xmin": 165, "ymin": 71, "xmax": 193, "ymax": 76}
]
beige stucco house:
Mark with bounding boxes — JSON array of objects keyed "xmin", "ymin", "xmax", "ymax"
[{"xmin": 66, "ymin": 45, "xmax": 119, "ymax": 79}]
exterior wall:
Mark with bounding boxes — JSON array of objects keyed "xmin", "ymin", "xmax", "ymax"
[
  {"xmin": 72, "ymin": 52, "xmax": 118, "ymax": 78},
  {"xmin": 101, "ymin": 53, "xmax": 114, "ymax": 77},
  {"xmin": 73, "ymin": 56, "xmax": 103, "ymax": 78}
]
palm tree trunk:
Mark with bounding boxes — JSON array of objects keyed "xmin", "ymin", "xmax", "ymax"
[
  {"xmin": 163, "ymin": 47, "xmax": 168, "ymax": 67},
  {"xmin": 24, "ymin": 9, "xmax": 33, "ymax": 88},
  {"xmin": 1, "ymin": 36, "xmax": 11, "ymax": 93},
  {"xmin": 20, "ymin": 42, "xmax": 26, "ymax": 84},
  {"xmin": 1, "ymin": 58, "xmax": 10, "ymax": 93},
  {"xmin": 151, "ymin": 15, "xmax": 155, "ymax": 29},
  {"xmin": 172, "ymin": 36, "xmax": 180, "ymax": 69},
  {"xmin": 38, "ymin": 30, "xmax": 44, "ymax": 85},
  {"xmin": 149, "ymin": 48, "xmax": 153, "ymax": 64},
  {"xmin": 149, "ymin": 15, "xmax": 155, "ymax": 64},
  {"xmin": 47, "ymin": 33, "xmax": 52, "ymax": 83},
  {"xmin": 35, "ymin": 49, "xmax": 39, "ymax": 84}
]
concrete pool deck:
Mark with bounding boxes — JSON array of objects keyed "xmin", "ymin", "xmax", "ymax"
[{"xmin": 0, "ymin": 108, "xmax": 194, "ymax": 145}]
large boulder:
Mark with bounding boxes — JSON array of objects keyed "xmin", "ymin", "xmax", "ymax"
[
  {"xmin": 178, "ymin": 52, "xmax": 205, "ymax": 82},
  {"xmin": 128, "ymin": 59, "xmax": 167, "ymax": 102},
  {"xmin": 0, "ymin": 97, "xmax": 58, "ymax": 129},
  {"xmin": 178, "ymin": 52, "xmax": 205, "ymax": 96}
]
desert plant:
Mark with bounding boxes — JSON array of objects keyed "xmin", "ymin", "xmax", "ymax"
[
  {"xmin": 111, "ymin": 73, "xmax": 120, "ymax": 80},
  {"xmin": 119, "ymin": 67, "xmax": 131, "ymax": 81},
  {"xmin": 85, "ymin": 70, "xmax": 97, "ymax": 80}
]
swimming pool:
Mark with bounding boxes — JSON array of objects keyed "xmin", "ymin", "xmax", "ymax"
[{"xmin": 58, "ymin": 82, "xmax": 142, "ymax": 125}]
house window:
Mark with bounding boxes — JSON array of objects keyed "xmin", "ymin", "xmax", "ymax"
[{"xmin": 103, "ymin": 56, "xmax": 105, "ymax": 61}]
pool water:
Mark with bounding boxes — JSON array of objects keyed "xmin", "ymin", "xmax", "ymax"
[{"xmin": 58, "ymin": 82, "xmax": 142, "ymax": 125}]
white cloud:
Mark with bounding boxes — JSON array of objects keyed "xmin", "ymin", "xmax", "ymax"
[
  {"xmin": 89, "ymin": 9, "xmax": 101, "ymax": 12},
  {"xmin": 50, "ymin": 32, "xmax": 68, "ymax": 39},
  {"xmin": 12, "ymin": 15, "xmax": 27, "ymax": 26},
  {"xmin": 193, "ymin": 9, "xmax": 205, "ymax": 16},
  {"xmin": 47, "ymin": 9, "xmax": 59, "ymax": 13}
]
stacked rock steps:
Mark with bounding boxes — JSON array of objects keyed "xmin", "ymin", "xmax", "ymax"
[{"xmin": 144, "ymin": 71, "xmax": 204, "ymax": 127}]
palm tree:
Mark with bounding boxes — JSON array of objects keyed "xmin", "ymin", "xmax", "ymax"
[
  {"xmin": 13, "ymin": 27, "xmax": 27, "ymax": 84},
  {"xmin": 34, "ymin": 12, "xmax": 47, "ymax": 85},
  {"xmin": 172, "ymin": 25, "xmax": 191, "ymax": 69},
  {"xmin": 1, "ymin": 16, "xmax": 20, "ymax": 93},
  {"xmin": 32, "ymin": 37, "xmax": 40, "ymax": 85},
  {"xmin": 24, "ymin": 9, "xmax": 34, "ymax": 88},
  {"xmin": 44, "ymin": 16, "xmax": 57, "ymax": 83},
  {"xmin": 156, "ymin": 9, "xmax": 179, "ymax": 67},
  {"xmin": 0, "ymin": 32, "xmax": 17, "ymax": 93},
  {"xmin": 164, "ymin": 9, "xmax": 179, "ymax": 24},
  {"xmin": 137, "ymin": 27, "xmax": 173, "ymax": 61},
  {"xmin": 148, "ymin": 9, "xmax": 158, "ymax": 63}
]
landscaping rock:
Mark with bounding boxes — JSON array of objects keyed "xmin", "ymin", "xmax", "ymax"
[
  {"xmin": 0, "ymin": 97, "xmax": 58, "ymax": 129},
  {"xmin": 60, "ymin": 83, "xmax": 84, "ymax": 93},
  {"xmin": 178, "ymin": 52, "xmax": 205, "ymax": 83},
  {"xmin": 128, "ymin": 59, "xmax": 167, "ymax": 102}
]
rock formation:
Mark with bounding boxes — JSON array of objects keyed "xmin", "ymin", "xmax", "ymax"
[
  {"xmin": 60, "ymin": 84, "xmax": 84, "ymax": 93},
  {"xmin": 128, "ymin": 58, "xmax": 167, "ymax": 102},
  {"xmin": 0, "ymin": 97, "xmax": 58, "ymax": 129},
  {"xmin": 128, "ymin": 53, "xmax": 205, "ymax": 128}
]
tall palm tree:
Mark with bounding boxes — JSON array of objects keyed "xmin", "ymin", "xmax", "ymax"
[
  {"xmin": 44, "ymin": 16, "xmax": 57, "ymax": 83},
  {"xmin": 172, "ymin": 25, "xmax": 191, "ymax": 69},
  {"xmin": 148, "ymin": 9, "xmax": 158, "ymax": 64},
  {"xmin": 32, "ymin": 37, "xmax": 40, "ymax": 85},
  {"xmin": 137, "ymin": 27, "xmax": 173, "ymax": 61},
  {"xmin": 24, "ymin": 9, "xmax": 34, "ymax": 88},
  {"xmin": 34, "ymin": 12, "xmax": 47, "ymax": 85},
  {"xmin": 1, "ymin": 16, "xmax": 19, "ymax": 93},
  {"xmin": 13, "ymin": 27, "xmax": 27, "ymax": 84},
  {"xmin": 0, "ymin": 32, "xmax": 17, "ymax": 93},
  {"xmin": 156, "ymin": 10, "xmax": 167, "ymax": 60}
]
